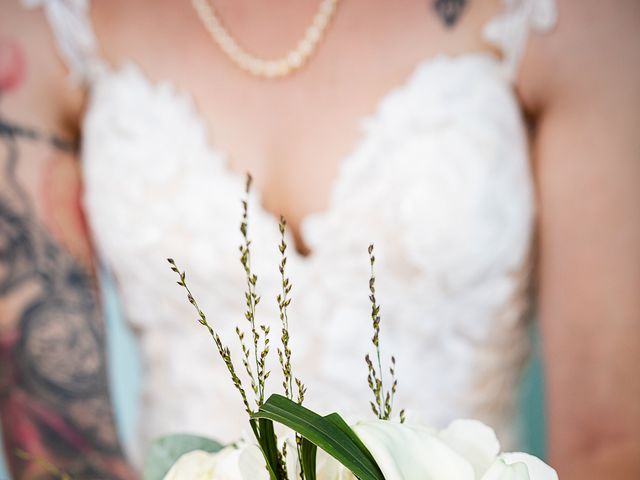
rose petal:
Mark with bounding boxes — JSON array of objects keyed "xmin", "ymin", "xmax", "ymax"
[
  {"xmin": 500, "ymin": 453, "xmax": 558, "ymax": 480},
  {"xmin": 163, "ymin": 449, "xmax": 218, "ymax": 480},
  {"xmin": 481, "ymin": 458, "xmax": 531, "ymax": 480},
  {"xmin": 439, "ymin": 419, "xmax": 501, "ymax": 477},
  {"xmin": 236, "ymin": 444, "xmax": 269, "ymax": 480},
  {"xmin": 351, "ymin": 419, "xmax": 475, "ymax": 480},
  {"xmin": 163, "ymin": 444, "xmax": 269, "ymax": 480}
]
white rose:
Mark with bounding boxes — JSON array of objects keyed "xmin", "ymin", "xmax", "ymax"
[
  {"xmin": 482, "ymin": 453, "xmax": 559, "ymax": 480},
  {"xmin": 316, "ymin": 419, "xmax": 558, "ymax": 480},
  {"xmin": 163, "ymin": 442, "xmax": 269, "ymax": 480}
]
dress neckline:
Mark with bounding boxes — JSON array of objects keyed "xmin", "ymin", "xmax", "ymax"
[{"xmin": 90, "ymin": 52, "xmax": 505, "ymax": 257}]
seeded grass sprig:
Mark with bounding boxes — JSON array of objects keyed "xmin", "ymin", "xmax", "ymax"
[
  {"xmin": 276, "ymin": 217, "xmax": 293, "ymax": 400},
  {"xmin": 276, "ymin": 216, "xmax": 307, "ymax": 405},
  {"xmin": 365, "ymin": 244, "xmax": 405, "ymax": 422},
  {"xmin": 167, "ymin": 175, "xmax": 267, "ymax": 415},
  {"xmin": 168, "ymin": 176, "xmax": 287, "ymax": 478},
  {"xmin": 276, "ymin": 216, "xmax": 311, "ymax": 479},
  {"xmin": 167, "ymin": 258, "xmax": 252, "ymax": 415},
  {"xmin": 166, "ymin": 176, "xmax": 395, "ymax": 479},
  {"xmin": 236, "ymin": 325, "xmax": 257, "ymax": 399},
  {"xmin": 239, "ymin": 174, "xmax": 271, "ymax": 407}
]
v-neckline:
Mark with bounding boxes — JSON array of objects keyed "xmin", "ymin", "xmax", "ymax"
[{"xmin": 91, "ymin": 52, "xmax": 501, "ymax": 258}]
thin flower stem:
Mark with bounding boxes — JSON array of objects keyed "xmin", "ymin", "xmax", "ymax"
[
  {"xmin": 240, "ymin": 174, "xmax": 269, "ymax": 407},
  {"xmin": 365, "ymin": 244, "xmax": 403, "ymax": 421},
  {"xmin": 236, "ymin": 326, "xmax": 258, "ymax": 397},
  {"xmin": 277, "ymin": 216, "xmax": 308, "ymax": 480},
  {"xmin": 277, "ymin": 216, "xmax": 295, "ymax": 400},
  {"xmin": 167, "ymin": 258, "xmax": 252, "ymax": 415},
  {"xmin": 368, "ymin": 245, "xmax": 384, "ymax": 417}
]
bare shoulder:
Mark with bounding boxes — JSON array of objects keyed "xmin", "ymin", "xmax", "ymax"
[
  {"xmin": 518, "ymin": 0, "xmax": 640, "ymax": 113},
  {"xmin": 0, "ymin": 0, "xmax": 83, "ymax": 136}
]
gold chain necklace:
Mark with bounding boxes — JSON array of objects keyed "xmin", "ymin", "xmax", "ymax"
[{"xmin": 192, "ymin": 0, "xmax": 340, "ymax": 79}]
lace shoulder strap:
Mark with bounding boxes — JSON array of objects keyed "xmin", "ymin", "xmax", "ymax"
[
  {"xmin": 483, "ymin": 0, "xmax": 558, "ymax": 81},
  {"xmin": 21, "ymin": 0, "xmax": 103, "ymax": 85}
]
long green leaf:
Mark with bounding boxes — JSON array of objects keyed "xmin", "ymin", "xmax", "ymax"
[
  {"xmin": 252, "ymin": 394, "xmax": 384, "ymax": 480},
  {"xmin": 257, "ymin": 418, "xmax": 284, "ymax": 480},
  {"xmin": 300, "ymin": 437, "xmax": 317, "ymax": 480},
  {"xmin": 324, "ymin": 413, "xmax": 377, "ymax": 468}
]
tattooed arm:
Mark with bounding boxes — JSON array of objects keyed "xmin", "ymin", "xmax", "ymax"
[{"xmin": 0, "ymin": 4, "xmax": 136, "ymax": 479}]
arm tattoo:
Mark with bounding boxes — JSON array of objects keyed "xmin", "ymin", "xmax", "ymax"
[
  {"xmin": 0, "ymin": 67, "xmax": 134, "ymax": 479},
  {"xmin": 433, "ymin": 0, "xmax": 467, "ymax": 28}
]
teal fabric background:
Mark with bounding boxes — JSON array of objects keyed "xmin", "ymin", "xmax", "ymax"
[
  {"xmin": 0, "ymin": 273, "xmax": 547, "ymax": 478},
  {"xmin": 519, "ymin": 331, "xmax": 547, "ymax": 459}
]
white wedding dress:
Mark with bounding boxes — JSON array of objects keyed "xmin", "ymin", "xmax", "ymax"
[{"xmin": 25, "ymin": 0, "xmax": 557, "ymax": 466}]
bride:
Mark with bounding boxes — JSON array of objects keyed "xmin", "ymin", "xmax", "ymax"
[{"xmin": 0, "ymin": 0, "xmax": 638, "ymax": 478}]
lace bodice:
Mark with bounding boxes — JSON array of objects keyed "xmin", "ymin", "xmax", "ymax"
[{"xmin": 25, "ymin": 0, "xmax": 557, "ymax": 467}]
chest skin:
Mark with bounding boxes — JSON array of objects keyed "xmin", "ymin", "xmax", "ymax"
[{"xmin": 90, "ymin": 0, "xmax": 505, "ymax": 252}]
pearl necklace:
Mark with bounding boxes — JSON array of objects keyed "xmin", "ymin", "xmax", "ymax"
[{"xmin": 192, "ymin": 0, "xmax": 340, "ymax": 79}]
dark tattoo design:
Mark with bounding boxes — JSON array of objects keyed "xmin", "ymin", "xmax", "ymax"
[
  {"xmin": 0, "ymin": 95, "xmax": 134, "ymax": 477},
  {"xmin": 433, "ymin": 0, "xmax": 467, "ymax": 28}
]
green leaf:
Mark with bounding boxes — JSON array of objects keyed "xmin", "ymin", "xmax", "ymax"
[
  {"xmin": 142, "ymin": 434, "xmax": 223, "ymax": 480},
  {"xmin": 323, "ymin": 413, "xmax": 378, "ymax": 468},
  {"xmin": 254, "ymin": 417, "xmax": 284, "ymax": 480},
  {"xmin": 300, "ymin": 437, "xmax": 317, "ymax": 480},
  {"xmin": 252, "ymin": 394, "xmax": 384, "ymax": 480}
]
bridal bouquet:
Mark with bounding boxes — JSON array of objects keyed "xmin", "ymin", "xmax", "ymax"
[{"xmin": 143, "ymin": 176, "xmax": 557, "ymax": 480}]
